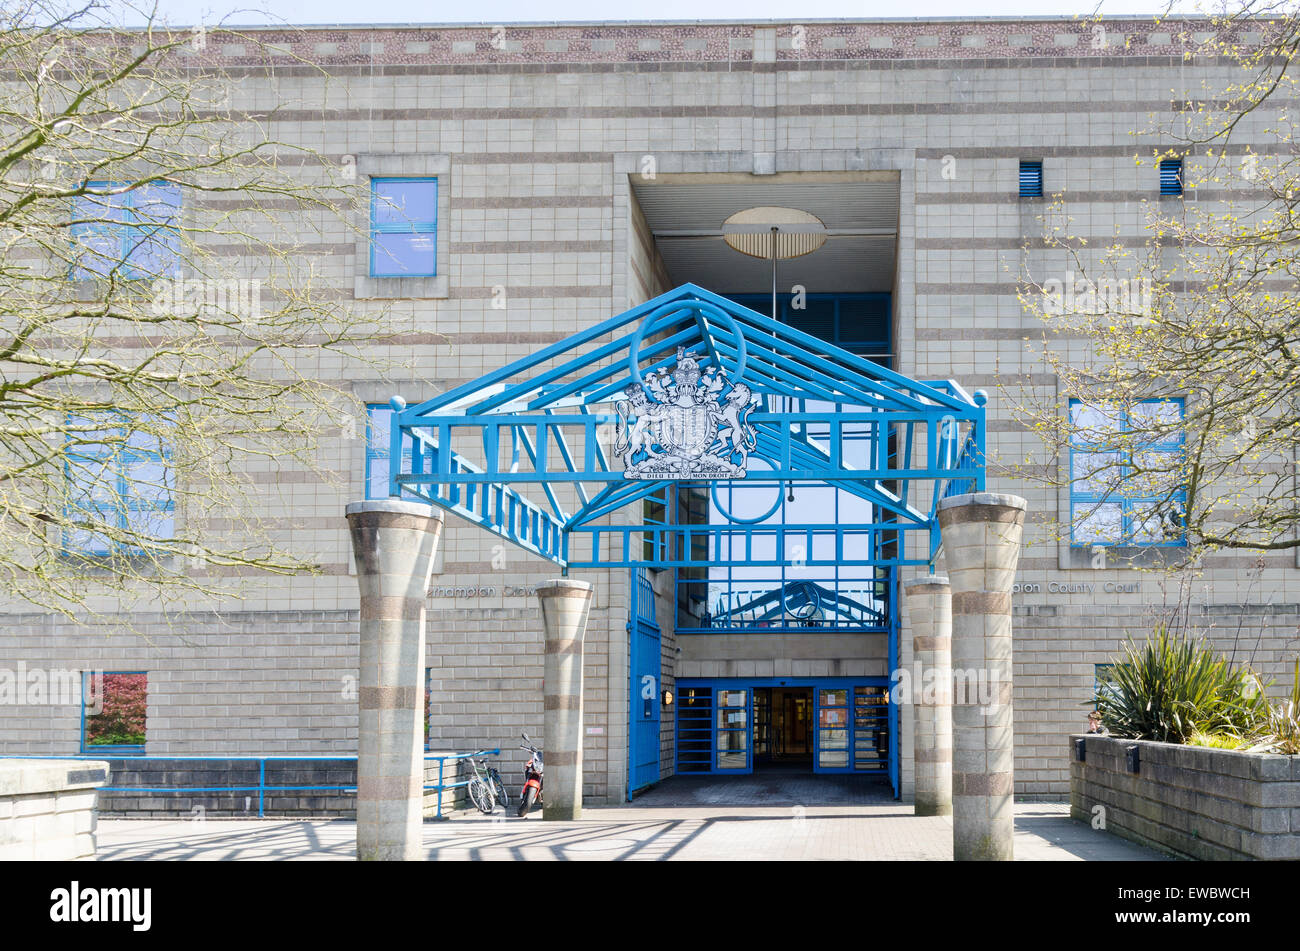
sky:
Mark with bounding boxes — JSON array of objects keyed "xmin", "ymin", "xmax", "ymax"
[{"xmin": 113, "ymin": 0, "xmax": 1210, "ymax": 28}]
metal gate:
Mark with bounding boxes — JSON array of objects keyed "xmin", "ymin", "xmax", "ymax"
[{"xmin": 628, "ymin": 568, "xmax": 661, "ymax": 795}]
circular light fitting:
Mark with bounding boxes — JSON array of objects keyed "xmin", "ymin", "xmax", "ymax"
[{"xmin": 723, "ymin": 206, "xmax": 827, "ymax": 259}]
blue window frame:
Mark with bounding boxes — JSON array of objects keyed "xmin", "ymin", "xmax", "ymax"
[
  {"xmin": 1069, "ymin": 399, "xmax": 1186, "ymax": 547},
  {"xmin": 1159, "ymin": 158, "xmax": 1183, "ymax": 196},
  {"xmin": 725, "ymin": 293, "xmax": 891, "ymax": 366},
  {"xmin": 365, "ymin": 404, "xmax": 416, "ymax": 499},
  {"xmin": 81, "ymin": 671, "xmax": 147, "ymax": 755},
  {"xmin": 1094, "ymin": 663, "xmax": 1116, "ymax": 704},
  {"xmin": 370, "ymin": 178, "xmax": 438, "ymax": 277},
  {"xmin": 714, "ymin": 688, "xmax": 749, "ymax": 770},
  {"xmin": 70, "ymin": 181, "xmax": 182, "ymax": 280},
  {"xmin": 1019, "ymin": 160, "xmax": 1044, "ymax": 198},
  {"xmin": 63, "ymin": 414, "xmax": 174, "ymax": 556}
]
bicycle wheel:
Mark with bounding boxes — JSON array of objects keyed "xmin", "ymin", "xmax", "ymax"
[
  {"xmin": 489, "ymin": 769, "xmax": 509, "ymax": 808},
  {"xmin": 467, "ymin": 776, "xmax": 495, "ymax": 814}
]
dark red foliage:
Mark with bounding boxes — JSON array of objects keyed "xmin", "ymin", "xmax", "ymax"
[{"xmin": 86, "ymin": 672, "xmax": 147, "ymax": 745}]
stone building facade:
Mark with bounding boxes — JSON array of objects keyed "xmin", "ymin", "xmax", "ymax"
[{"xmin": 2, "ymin": 17, "xmax": 1297, "ymax": 804}]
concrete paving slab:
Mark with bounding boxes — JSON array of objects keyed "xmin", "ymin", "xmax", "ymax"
[{"xmin": 91, "ymin": 774, "xmax": 1169, "ymax": 861}]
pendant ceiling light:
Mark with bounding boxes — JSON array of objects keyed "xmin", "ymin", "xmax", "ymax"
[
  {"xmin": 722, "ymin": 206, "xmax": 828, "ymax": 323},
  {"xmin": 722, "ymin": 206, "xmax": 827, "ymax": 259}
]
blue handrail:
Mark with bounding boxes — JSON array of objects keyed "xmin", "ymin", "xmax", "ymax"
[{"xmin": 0, "ymin": 750, "xmax": 501, "ymax": 819}]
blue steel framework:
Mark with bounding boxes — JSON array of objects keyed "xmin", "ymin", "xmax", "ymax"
[
  {"xmin": 386, "ymin": 284, "xmax": 985, "ymax": 570},
  {"xmin": 628, "ymin": 568, "xmax": 662, "ymax": 794},
  {"xmin": 384, "ymin": 284, "xmax": 986, "ymax": 800}
]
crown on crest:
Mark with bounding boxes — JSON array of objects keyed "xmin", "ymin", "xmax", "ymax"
[{"xmin": 673, "ymin": 346, "xmax": 702, "ymax": 387}]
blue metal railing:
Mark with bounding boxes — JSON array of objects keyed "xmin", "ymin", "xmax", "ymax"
[{"xmin": 0, "ymin": 750, "xmax": 500, "ymax": 819}]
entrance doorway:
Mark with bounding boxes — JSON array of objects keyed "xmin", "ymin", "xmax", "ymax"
[
  {"xmin": 754, "ymin": 687, "xmax": 813, "ymax": 768},
  {"xmin": 676, "ymin": 677, "xmax": 892, "ymax": 787}
]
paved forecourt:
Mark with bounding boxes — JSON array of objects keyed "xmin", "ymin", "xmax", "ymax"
[{"xmin": 94, "ymin": 802, "xmax": 1167, "ymax": 862}]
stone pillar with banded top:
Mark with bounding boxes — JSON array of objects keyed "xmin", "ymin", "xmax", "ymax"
[
  {"xmin": 936, "ymin": 492, "xmax": 1027, "ymax": 862},
  {"xmin": 345, "ymin": 500, "xmax": 444, "ymax": 861},
  {"xmin": 536, "ymin": 579, "xmax": 593, "ymax": 821},
  {"xmin": 904, "ymin": 575, "xmax": 952, "ymax": 817}
]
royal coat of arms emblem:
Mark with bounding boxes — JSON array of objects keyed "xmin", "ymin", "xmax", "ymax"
[{"xmin": 614, "ymin": 347, "xmax": 759, "ymax": 479}]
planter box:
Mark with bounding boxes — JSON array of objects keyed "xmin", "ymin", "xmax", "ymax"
[{"xmin": 1070, "ymin": 735, "xmax": 1300, "ymax": 861}]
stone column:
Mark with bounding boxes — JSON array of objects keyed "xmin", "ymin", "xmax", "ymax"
[
  {"xmin": 536, "ymin": 579, "xmax": 593, "ymax": 820},
  {"xmin": 904, "ymin": 576, "xmax": 952, "ymax": 817},
  {"xmin": 936, "ymin": 492, "xmax": 1026, "ymax": 862},
  {"xmin": 345, "ymin": 500, "xmax": 444, "ymax": 861}
]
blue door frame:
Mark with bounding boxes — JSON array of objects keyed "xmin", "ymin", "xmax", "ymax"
[
  {"xmin": 674, "ymin": 675, "xmax": 898, "ymax": 795},
  {"xmin": 628, "ymin": 568, "xmax": 662, "ymax": 796}
]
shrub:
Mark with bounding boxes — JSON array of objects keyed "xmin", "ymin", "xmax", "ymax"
[
  {"xmin": 85, "ymin": 673, "xmax": 147, "ymax": 746},
  {"xmin": 1186, "ymin": 731, "xmax": 1252, "ymax": 750},
  {"xmin": 1248, "ymin": 658, "xmax": 1300, "ymax": 755},
  {"xmin": 1095, "ymin": 626, "xmax": 1270, "ymax": 743}
]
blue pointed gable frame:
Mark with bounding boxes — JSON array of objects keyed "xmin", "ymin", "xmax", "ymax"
[{"xmin": 386, "ymin": 284, "xmax": 985, "ymax": 570}]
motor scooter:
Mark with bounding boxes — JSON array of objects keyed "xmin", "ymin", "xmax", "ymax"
[{"xmin": 517, "ymin": 733, "xmax": 544, "ymax": 817}]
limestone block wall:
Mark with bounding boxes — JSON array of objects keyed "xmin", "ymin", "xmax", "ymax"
[
  {"xmin": 1070, "ymin": 735, "xmax": 1300, "ymax": 860},
  {"xmin": 0, "ymin": 758, "xmax": 107, "ymax": 860},
  {"xmin": 3, "ymin": 18, "xmax": 1300, "ymax": 809}
]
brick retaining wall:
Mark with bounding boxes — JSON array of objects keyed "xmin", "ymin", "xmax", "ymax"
[{"xmin": 1069, "ymin": 735, "xmax": 1300, "ymax": 860}]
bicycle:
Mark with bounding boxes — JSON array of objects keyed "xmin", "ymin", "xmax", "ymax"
[{"xmin": 466, "ymin": 755, "xmax": 508, "ymax": 814}]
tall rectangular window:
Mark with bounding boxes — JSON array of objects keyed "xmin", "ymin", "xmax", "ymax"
[
  {"xmin": 370, "ymin": 178, "xmax": 438, "ymax": 277},
  {"xmin": 1019, "ymin": 160, "xmax": 1044, "ymax": 198},
  {"xmin": 64, "ymin": 414, "xmax": 174, "ymax": 556},
  {"xmin": 365, "ymin": 404, "xmax": 415, "ymax": 500},
  {"xmin": 1159, "ymin": 158, "xmax": 1183, "ymax": 196},
  {"xmin": 1069, "ymin": 399, "xmax": 1186, "ymax": 546},
  {"xmin": 82, "ymin": 671, "xmax": 147, "ymax": 754},
  {"xmin": 70, "ymin": 181, "xmax": 182, "ymax": 280},
  {"xmin": 1093, "ymin": 663, "xmax": 1116, "ymax": 704}
]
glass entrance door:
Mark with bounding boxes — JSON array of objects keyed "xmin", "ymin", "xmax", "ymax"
[
  {"xmin": 816, "ymin": 687, "xmax": 851, "ymax": 769},
  {"xmin": 675, "ymin": 678, "xmax": 892, "ymax": 779},
  {"xmin": 770, "ymin": 687, "xmax": 812, "ymax": 762}
]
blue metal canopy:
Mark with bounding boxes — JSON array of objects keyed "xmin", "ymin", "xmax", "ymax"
[{"xmin": 386, "ymin": 283, "xmax": 985, "ymax": 571}]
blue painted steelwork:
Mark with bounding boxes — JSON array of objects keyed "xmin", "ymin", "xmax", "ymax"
[
  {"xmin": 887, "ymin": 569, "xmax": 900, "ymax": 797},
  {"xmin": 4, "ymin": 751, "xmax": 500, "ymax": 819},
  {"xmin": 628, "ymin": 567, "xmax": 662, "ymax": 795},
  {"xmin": 386, "ymin": 284, "xmax": 985, "ymax": 571},
  {"xmin": 700, "ymin": 579, "xmax": 887, "ymax": 631}
]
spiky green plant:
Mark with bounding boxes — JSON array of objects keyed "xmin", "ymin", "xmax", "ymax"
[
  {"xmin": 1249, "ymin": 658, "xmax": 1300, "ymax": 755},
  {"xmin": 1095, "ymin": 626, "xmax": 1271, "ymax": 743}
]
